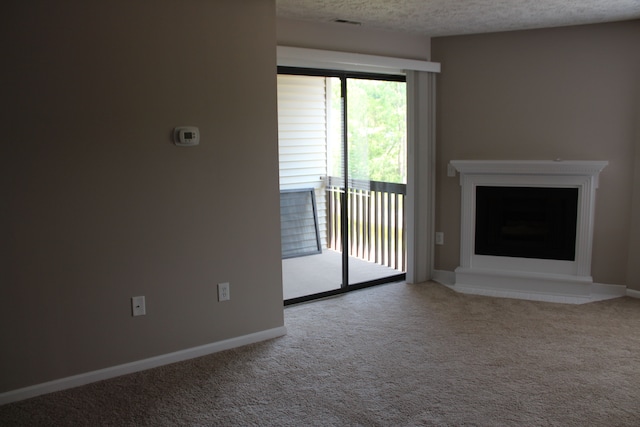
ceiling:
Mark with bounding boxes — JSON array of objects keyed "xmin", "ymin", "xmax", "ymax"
[{"xmin": 276, "ymin": 0, "xmax": 640, "ymax": 37}]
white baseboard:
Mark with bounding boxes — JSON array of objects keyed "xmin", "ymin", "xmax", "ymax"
[
  {"xmin": 0, "ymin": 326, "xmax": 287, "ymax": 406},
  {"xmin": 628, "ymin": 288, "xmax": 640, "ymax": 299}
]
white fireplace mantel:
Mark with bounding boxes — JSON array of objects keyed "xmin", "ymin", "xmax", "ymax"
[
  {"xmin": 451, "ymin": 160, "xmax": 608, "ymax": 186},
  {"xmin": 448, "ymin": 159, "xmax": 617, "ymax": 303}
]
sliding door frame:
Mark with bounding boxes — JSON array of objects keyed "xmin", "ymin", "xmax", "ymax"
[
  {"xmin": 278, "ymin": 48, "xmax": 439, "ymax": 305},
  {"xmin": 279, "ymin": 67, "xmax": 407, "ymax": 304}
]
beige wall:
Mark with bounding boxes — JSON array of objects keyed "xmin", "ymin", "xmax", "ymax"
[
  {"xmin": 432, "ymin": 20, "xmax": 640, "ymax": 288},
  {"xmin": 1, "ymin": 0, "xmax": 284, "ymax": 393},
  {"xmin": 277, "ymin": 17, "xmax": 431, "ymax": 60},
  {"xmin": 627, "ymin": 91, "xmax": 640, "ymax": 291}
]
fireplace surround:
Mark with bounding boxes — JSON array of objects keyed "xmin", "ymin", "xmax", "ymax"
[{"xmin": 448, "ymin": 160, "xmax": 622, "ymax": 303}]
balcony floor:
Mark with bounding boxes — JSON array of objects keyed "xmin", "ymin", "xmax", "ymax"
[{"xmin": 282, "ymin": 249, "xmax": 403, "ymax": 300}]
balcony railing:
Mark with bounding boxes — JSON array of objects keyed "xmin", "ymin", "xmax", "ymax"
[{"xmin": 326, "ymin": 176, "xmax": 407, "ymax": 271}]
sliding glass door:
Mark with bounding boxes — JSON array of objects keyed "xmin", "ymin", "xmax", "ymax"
[
  {"xmin": 344, "ymin": 77, "xmax": 407, "ymax": 286},
  {"xmin": 278, "ymin": 74, "xmax": 342, "ymax": 300},
  {"xmin": 279, "ymin": 69, "xmax": 406, "ymax": 303}
]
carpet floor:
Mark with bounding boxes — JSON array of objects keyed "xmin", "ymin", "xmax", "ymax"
[{"xmin": 1, "ymin": 281, "xmax": 640, "ymax": 426}]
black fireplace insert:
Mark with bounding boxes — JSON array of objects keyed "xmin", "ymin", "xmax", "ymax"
[{"xmin": 475, "ymin": 186, "xmax": 578, "ymax": 261}]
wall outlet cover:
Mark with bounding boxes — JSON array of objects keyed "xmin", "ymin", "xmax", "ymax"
[{"xmin": 218, "ymin": 282, "xmax": 230, "ymax": 302}]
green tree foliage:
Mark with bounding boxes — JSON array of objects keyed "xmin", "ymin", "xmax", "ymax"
[{"xmin": 347, "ymin": 79, "xmax": 406, "ymax": 184}]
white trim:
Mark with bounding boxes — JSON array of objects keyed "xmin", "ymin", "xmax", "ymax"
[
  {"xmin": 0, "ymin": 326, "xmax": 287, "ymax": 406},
  {"xmin": 628, "ymin": 288, "xmax": 640, "ymax": 299},
  {"xmin": 277, "ymin": 46, "xmax": 441, "ymax": 75},
  {"xmin": 450, "ymin": 160, "xmax": 608, "ymax": 180}
]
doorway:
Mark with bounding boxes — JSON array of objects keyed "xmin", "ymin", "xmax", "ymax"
[{"xmin": 278, "ymin": 68, "xmax": 407, "ymax": 303}]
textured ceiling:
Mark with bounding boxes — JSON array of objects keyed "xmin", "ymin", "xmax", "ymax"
[{"xmin": 276, "ymin": 0, "xmax": 640, "ymax": 37}]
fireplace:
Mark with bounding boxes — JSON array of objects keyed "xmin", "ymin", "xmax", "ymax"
[
  {"xmin": 475, "ymin": 186, "xmax": 578, "ymax": 261},
  {"xmin": 449, "ymin": 160, "xmax": 612, "ymax": 303}
]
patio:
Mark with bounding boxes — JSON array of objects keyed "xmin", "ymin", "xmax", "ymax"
[{"xmin": 282, "ymin": 249, "xmax": 402, "ymax": 300}]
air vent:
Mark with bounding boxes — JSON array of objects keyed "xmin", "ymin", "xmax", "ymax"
[{"xmin": 333, "ymin": 19, "xmax": 361, "ymax": 25}]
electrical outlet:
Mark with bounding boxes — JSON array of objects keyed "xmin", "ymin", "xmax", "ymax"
[
  {"xmin": 435, "ymin": 232, "xmax": 444, "ymax": 245},
  {"xmin": 218, "ymin": 282, "xmax": 230, "ymax": 302},
  {"xmin": 131, "ymin": 296, "xmax": 146, "ymax": 316}
]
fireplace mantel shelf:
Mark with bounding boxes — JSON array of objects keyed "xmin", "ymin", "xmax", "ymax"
[{"xmin": 450, "ymin": 160, "xmax": 608, "ymax": 179}]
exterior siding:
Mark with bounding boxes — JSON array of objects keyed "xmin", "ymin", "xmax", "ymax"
[{"xmin": 277, "ymin": 75, "xmax": 328, "ymax": 248}]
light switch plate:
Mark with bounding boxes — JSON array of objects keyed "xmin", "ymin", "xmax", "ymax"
[{"xmin": 132, "ymin": 296, "xmax": 146, "ymax": 316}]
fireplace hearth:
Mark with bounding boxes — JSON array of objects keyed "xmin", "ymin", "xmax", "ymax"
[{"xmin": 448, "ymin": 160, "xmax": 620, "ymax": 303}]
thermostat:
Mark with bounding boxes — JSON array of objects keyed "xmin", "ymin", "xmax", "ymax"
[{"xmin": 173, "ymin": 126, "xmax": 200, "ymax": 146}]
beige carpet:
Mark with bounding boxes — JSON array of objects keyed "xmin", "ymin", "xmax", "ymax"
[{"xmin": 2, "ymin": 282, "xmax": 640, "ymax": 426}]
